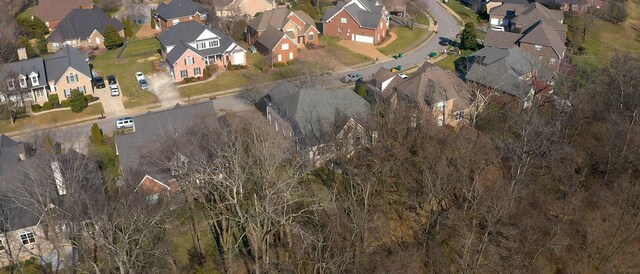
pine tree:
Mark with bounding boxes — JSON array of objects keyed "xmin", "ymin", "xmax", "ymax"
[
  {"xmin": 69, "ymin": 89, "xmax": 88, "ymax": 113},
  {"xmin": 36, "ymin": 36, "xmax": 48, "ymax": 54},
  {"xmin": 150, "ymin": 8, "xmax": 156, "ymax": 29},
  {"xmin": 18, "ymin": 37, "xmax": 38, "ymax": 58},
  {"xmin": 460, "ymin": 22, "xmax": 478, "ymax": 50},
  {"xmin": 103, "ymin": 25, "xmax": 124, "ymax": 50},
  {"xmin": 90, "ymin": 123, "xmax": 104, "ymax": 145},
  {"xmin": 123, "ymin": 18, "xmax": 133, "ymax": 38}
]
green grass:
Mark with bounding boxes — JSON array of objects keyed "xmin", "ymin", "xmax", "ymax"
[
  {"xmin": 436, "ymin": 49, "xmax": 473, "ymax": 71},
  {"xmin": 378, "ymin": 27, "xmax": 428, "ymax": 56},
  {"xmin": 91, "ymin": 39, "xmax": 160, "ymax": 108},
  {"xmin": 121, "ymin": 36, "xmax": 160, "ymax": 58},
  {"xmin": 0, "ymin": 103, "xmax": 104, "ymax": 134},
  {"xmin": 319, "ymin": 36, "xmax": 372, "ymax": 66},
  {"xmin": 407, "ymin": 3, "xmax": 430, "ymax": 26},
  {"xmin": 446, "ymin": 0, "xmax": 479, "ymax": 26}
]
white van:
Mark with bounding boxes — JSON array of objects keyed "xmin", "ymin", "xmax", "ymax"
[{"xmin": 116, "ymin": 117, "xmax": 134, "ymax": 129}]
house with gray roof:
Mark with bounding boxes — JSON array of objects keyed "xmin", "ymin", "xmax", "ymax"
[
  {"xmin": 0, "ymin": 48, "xmax": 49, "ymax": 106},
  {"xmin": 246, "ymin": 7, "xmax": 319, "ymax": 64},
  {"xmin": 322, "ymin": 0, "xmax": 389, "ymax": 44},
  {"xmin": 44, "ymin": 45, "xmax": 93, "ymax": 100},
  {"xmin": 46, "ymin": 8, "xmax": 124, "ymax": 52},
  {"xmin": 158, "ymin": 21, "xmax": 246, "ymax": 82},
  {"xmin": 155, "ymin": 0, "xmax": 208, "ymax": 32},
  {"xmin": 263, "ymin": 81, "xmax": 373, "ymax": 162}
]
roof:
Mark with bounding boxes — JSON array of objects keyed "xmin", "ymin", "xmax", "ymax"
[
  {"xmin": 373, "ymin": 67, "xmax": 396, "ymax": 83},
  {"xmin": 30, "ymin": 0, "xmax": 93, "ymax": 22},
  {"xmin": 517, "ymin": 20, "xmax": 565, "ymax": 58},
  {"xmin": 484, "ymin": 30, "xmax": 522, "ymax": 48},
  {"xmin": 47, "ymin": 8, "xmax": 124, "ymax": 43},
  {"xmin": 393, "ymin": 62, "xmax": 471, "ymax": 111},
  {"xmin": 323, "ymin": 0, "xmax": 386, "ymax": 29},
  {"xmin": 44, "ymin": 45, "xmax": 91, "ymax": 83},
  {"xmin": 266, "ymin": 81, "xmax": 372, "ymax": 146},
  {"xmin": 159, "ymin": 21, "xmax": 243, "ymax": 64},
  {"xmin": 1, "ymin": 57, "xmax": 47, "ymax": 90},
  {"xmin": 488, "ymin": 0, "xmax": 529, "ymax": 16},
  {"xmin": 257, "ymin": 26, "xmax": 290, "ymax": 50},
  {"xmin": 512, "ymin": 2, "xmax": 567, "ymax": 32},
  {"xmin": 156, "ymin": 0, "xmax": 208, "ymax": 20},
  {"xmin": 115, "ymin": 102, "xmax": 219, "ymax": 183},
  {"xmin": 248, "ymin": 7, "xmax": 316, "ymax": 32},
  {"xmin": 465, "ymin": 46, "xmax": 539, "ymax": 98}
]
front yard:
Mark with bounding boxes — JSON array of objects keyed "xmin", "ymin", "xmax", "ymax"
[
  {"xmin": 0, "ymin": 103, "xmax": 104, "ymax": 134},
  {"xmin": 436, "ymin": 49, "xmax": 473, "ymax": 71},
  {"xmin": 377, "ymin": 26, "xmax": 429, "ymax": 56},
  {"xmin": 319, "ymin": 36, "xmax": 372, "ymax": 66},
  {"xmin": 91, "ymin": 38, "xmax": 160, "ymax": 109}
]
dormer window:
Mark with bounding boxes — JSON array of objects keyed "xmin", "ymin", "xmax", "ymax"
[
  {"xmin": 201, "ymin": 13, "xmax": 207, "ymax": 19},
  {"xmin": 6, "ymin": 79, "xmax": 15, "ymax": 91},
  {"xmin": 18, "ymin": 76, "xmax": 27, "ymax": 88},
  {"xmin": 31, "ymin": 74, "xmax": 39, "ymax": 86},
  {"xmin": 209, "ymin": 40, "xmax": 219, "ymax": 48}
]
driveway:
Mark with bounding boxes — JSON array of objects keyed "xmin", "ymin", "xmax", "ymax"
[
  {"xmin": 338, "ymin": 40, "xmax": 387, "ymax": 60},
  {"xmin": 147, "ymin": 72, "xmax": 184, "ymax": 108},
  {"xmin": 96, "ymin": 86, "xmax": 125, "ymax": 116}
]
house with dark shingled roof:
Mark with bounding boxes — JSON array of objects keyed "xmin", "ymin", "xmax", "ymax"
[
  {"xmin": 322, "ymin": 0, "xmax": 390, "ymax": 44},
  {"xmin": 155, "ymin": 0, "xmax": 209, "ymax": 32},
  {"xmin": 46, "ymin": 8, "xmax": 124, "ymax": 53}
]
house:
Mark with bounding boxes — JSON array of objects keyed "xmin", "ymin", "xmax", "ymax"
[
  {"xmin": 382, "ymin": 0, "xmax": 407, "ymax": 17},
  {"xmin": 464, "ymin": 46, "xmax": 552, "ymax": 108},
  {"xmin": 263, "ymin": 81, "xmax": 373, "ymax": 162},
  {"xmin": 155, "ymin": 0, "xmax": 208, "ymax": 32},
  {"xmin": 322, "ymin": 0, "xmax": 390, "ymax": 44},
  {"xmin": 44, "ymin": 45, "xmax": 93, "ymax": 100},
  {"xmin": 246, "ymin": 8, "xmax": 319, "ymax": 64},
  {"xmin": 0, "ymin": 49, "xmax": 48, "ymax": 106},
  {"xmin": 29, "ymin": 0, "xmax": 94, "ymax": 31},
  {"xmin": 46, "ymin": 8, "xmax": 124, "ymax": 52},
  {"xmin": 489, "ymin": 1, "xmax": 565, "ymax": 32},
  {"xmin": 115, "ymin": 102, "xmax": 219, "ymax": 194},
  {"xmin": 215, "ymin": 0, "xmax": 276, "ymax": 17},
  {"xmin": 389, "ymin": 62, "xmax": 473, "ymax": 127},
  {"xmin": 368, "ymin": 67, "xmax": 402, "ymax": 93},
  {"xmin": 159, "ymin": 21, "xmax": 247, "ymax": 82}
]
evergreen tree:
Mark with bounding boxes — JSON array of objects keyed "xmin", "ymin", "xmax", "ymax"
[
  {"xmin": 150, "ymin": 8, "xmax": 156, "ymax": 29},
  {"xmin": 123, "ymin": 18, "xmax": 133, "ymax": 38},
  {"xmin": 69, "ymin": 89, "xmax": 88, "ymax": 113},
  {"xmin": 17, "ymin": 15, "xmax": 49, "ymax": 39},
  {"xmin": 18, "ymin": 37, "xmax": 38, "ymax": 57},
  {"xmin": 460, "ymin": 22, "xmax": 478, "ymax": 50},
  {"xmin": 90, "ymin": 123, "xmax": 104, "ymax": 145},
  {"xmin": 103, "ymin": 25, "xmax": 124, "ymax": 50},
  {"xmin": 36, "ymin": 36, "xmax": 48, "ymax": 54}
]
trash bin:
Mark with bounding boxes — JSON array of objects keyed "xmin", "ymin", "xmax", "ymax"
[
  {"xmin": 398, "ymin": 52, "xmax": 404, "ymax": 58},
  {"xmin": 396, "ymin": 65, "xmax": 402, "ymax": 71}
]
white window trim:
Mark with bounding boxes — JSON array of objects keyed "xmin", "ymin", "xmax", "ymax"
[
  {"xmin": 282, "ymin": 43, "xmax": 289, "ymax": 50},
  {"xmin": 31, "ymin": 75, "xmax": 39, "ymax": 86},
  {"xmin": 19, "ymin": 230, "xmax": 36, "ymax": 245},
  {"xmin": 341, "ymin": 17, "xmax": 347, "ymax": 23},
  {"xmin": 19, "ymin": 76, "xmax": 27, "ymax": 89}
]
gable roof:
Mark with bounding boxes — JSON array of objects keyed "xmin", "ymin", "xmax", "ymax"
[
  {"xmin": 323, "ymin": 0, "xmax": 386, "ymax": 29},
  {"xmin": 465, "ymin": 46, "xmax": 539, "ymax": 98},
  {"xmin": 266, "ymin": 81, "xmax": 372, "ymax": 146},
  {"xmin": 44, "ymin": 45, "xmax": 91, "ymax": 83},
  {"xmin": 248, "ymin": 7, "xmax": 292, "ymax": 31},
  {"xmin": 517, "ymin": 20, "xmax": 565, "ymax": 58},
  {"xmin": 159, "ymin": 21, "xmax": 243, "ymax": 64},
  {"xmin": 484, "ymin": 30, "xmax": 522, "ymax": 48},
  {"xmin": 115, "ymin": 102, "xmax": 219, "ymax": 183},
  {"xmin": 30, "ymin": 0, "xmax": 93, "ymax": 22},
  {"xmin": 47, "ymin": 8, "xmax": 124, "ymax": 43},
  {"xmin": 511, "ymin": 2, "xmax": 567, "ymax": 32},
  {"xmin": 1, "ymin": 57, "xmax": 47, "ymax": 90},
  {"xmin": 156, "ymin": 0, "xmax": 208, "ymax": 20},
  {"xmin": 256, "ymin": 26, "xmax": 293, "ymax": 50},
  {"xmin": 488, "ymin": 0, "xmax": 529, "ymax": 16}
]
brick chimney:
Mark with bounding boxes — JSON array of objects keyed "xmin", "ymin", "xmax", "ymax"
[{"xmin": 17, "ymin": 48, "xmax": 28, "ymax": 60}]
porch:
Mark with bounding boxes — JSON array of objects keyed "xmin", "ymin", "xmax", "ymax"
[{"xmin": 0, "ymin": 87, "xmax": 49, "ymax": 106}]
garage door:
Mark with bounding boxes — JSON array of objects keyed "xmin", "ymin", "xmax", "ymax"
[
  {"xmin": 232, "ymin": 51, "xmax": 246, "ymax": 65},
  {"xmin": 354, "ymin": 34, "xmax": 374, "ymax": 44}
]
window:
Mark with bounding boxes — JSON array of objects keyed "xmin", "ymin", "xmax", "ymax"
[
  {"xmin": 35, "ymin": 89, "xmax": 45, "ymax": 97},
  {"xmin": 534, "ymin": 44, "xmax": 543, "ymax": 51},
  {"xmin": 549, "ymin": 58, "xmax": 557, "ymax": 64},
  {"xmin": 341, "ymin": 17, "xmax": 347, "ymax": 23},
  {"xmin": 20, "ymin": 231, "xmax": 35, "ymax": 245},
  {"xmin": 338, "ymin": 27, "xmax": 343, "ymax": 33},
  {"xmin": 308, "ymin": 32, "xmax": 314, "ymax": 41},
  {"xmin": 19, "ymin": 77, "xmax": 27, "ymax": 88},
  {"xmin": 79, "ymin": 86, "xmax": 86, "ymax": 93},
  {"xmin": 436, "ymin": 102, "xmax": 445, "ymax": 111},
  {"xmin": 66, "ymin": 73, "xmax": 77, "ymax": 83},
  {"xmin": 455, "ymin": 111, "xmax": 465, "ymax": 121},
  {"xmin": 197, "ymin": 42, "xmax": 206, "ymax": 49},
  {"xmin": 282, "ymin": 43, "xmax": 289, "ymax": 50},
  {"xmin": 31, "ymin": 75, "xmax": 39, "ymax": 86},
  {"xmin": 172, "ymin": 19, "xmax": 179, "ymax": 25},
  {"xmin": 201, "ymin": 14, "xmax": 207, "ymax": 19},
  {"xmin": 6, "ymin": 80, "xmax": 14, "ymax": 90},
  {"xmin": 53, "ymin": 43, "xmax": 59, "ymax": 50},
  {"xmin": 64, "ymin": 89, "xmax": 71, "ymax": 98},
  {"xmin": 185, "ymin": 56, "xmax": 194, "ymax": 65},
  {"xmin": 209, "ymin": 40, "xmax": 219, "ymax": 47},
  {"xmin": 194, "ymin": 67, "xmax": 201, "ymax": 76},
  {"xmin": 180, "ymin": 70, "xmax": 188, "ymax": 78}
]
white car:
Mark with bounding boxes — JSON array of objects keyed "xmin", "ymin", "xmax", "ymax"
[
  {"xmin": 397, "ymin": 73, "xmax": 409, "ymax": 79},
  {"xmin": 135, "ymin": 72, "xmax": 145, "ymax": 81},
  {"xmin": 110, "ymin": 86, "xmax": 120, "ymax": 96},
  {"xmin": 491, "ymin": 26, "xmax": 505, "ymax": 32}
]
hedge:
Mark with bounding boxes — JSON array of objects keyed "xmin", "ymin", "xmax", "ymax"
[
  {"xmin": 42, "ymin": 101, "xmax": 53, "ymax": 110},
  {"xmin": 31, "ymin": 104, "xmax": 42, "ymax": 112}
]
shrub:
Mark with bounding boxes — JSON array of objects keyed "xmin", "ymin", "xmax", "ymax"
[
  {"xmin": 42, "ymin": 101, "xmax": 54, "ymax": 110},
  {"xmin": 228, "ymin": 64, "xmax": 248, "ymax": 71},
  {"xmin": 49, "ymin": 94, "xmax": 60, "ymax": 105},
  {"xmin": 272, "ymin": 62, "xmax": 287, "ymax": 68},
  {"xmin": 69, "ymin": 90, "xmax": 88, "ymax": 113},
  {"xmin": 286, "ymin": 60, "xmax": 296, "ymax": 65},
  {"xmin": 203, "ymin": 68, "xmax": 213, "ymax": 78},
  {"xmin": 181, "ymin": 77, "xmax": 198, "ymax": 84},
  {"xmin": 104, "ymin": 25, "xmax": 124, "ymax": 50},
  {"xmin": 31, "ymin": 104, "xmax": 42, "ymax": 112},
  {"xmin": 61, "ymin": 99, "xmax": 71, "ymax": 108},
  {"xmin": 85, "ymin": 94, "xmax": 94, "ymax": 102},
  {"xmin": 90, "ymin": 123, "xmax": 104, "ymax": 145}
]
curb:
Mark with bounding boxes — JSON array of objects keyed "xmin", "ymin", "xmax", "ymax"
[{"xmin": 4, "ymin": 114, "xmax": 103, "ymax": 138}]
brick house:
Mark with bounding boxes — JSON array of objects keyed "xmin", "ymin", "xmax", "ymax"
[
  {"xmin": 215, "ymin": 0, "xmax": 276, "ymax": 17},
  {"xmin": 44, "ymin": 45, "xmax": 94, "ymax": 100},
  {"xmin": 29, "ymin": 0, "xmax": 94, "ymax": 31},
  {"xmin": 155, "ymin": 0, "xmax": 208, "ymax": 32},
  {"xmin": 246, "ymin": 7, "xmax": 319, "ymax": 64},
  {"xmin": 46, "ymin": 8, "xmax": 124, "ymax": 52},
  {"xmin": 159, "ymin": 21, "xmax": 246, "ymax": 82},
  {"xmin": 322, "ymin": 0, "xmax": 389, "ymax": 44}
]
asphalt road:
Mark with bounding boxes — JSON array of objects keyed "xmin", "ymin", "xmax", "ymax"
[{"xmin": 12, "ymin": 0, "xmax": 460, "ymax": 143}]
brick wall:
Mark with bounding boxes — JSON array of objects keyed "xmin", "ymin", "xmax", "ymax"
[
  {"xmin": 171, "ymin": 49, "xmax": 206, "ymax": 82},
  {"xmin": 323, "ymin": 9, "xmax": 388, "ymax": 44},
  {"xmin": 158, "ymin": 13, "xmax": 207, "ymax": 32}
]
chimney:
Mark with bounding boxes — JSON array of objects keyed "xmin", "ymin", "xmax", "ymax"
[{"xmin": 17, "ymin": 48, "xmax": 28, "ymax": 60}]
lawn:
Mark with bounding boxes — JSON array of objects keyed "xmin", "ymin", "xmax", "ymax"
[
  {"xmin": 407, "ymin": 2, "xmax": 430, "ymax": 26},
  {"xmin": 0, "ymin": 103, "xmax": 104, "ymax": 134},
  {"xmin": 446, "ymin": 0, "xmax": 480, "ymax": 26},
  {"xmin": 436, "ymin": 49, "xmax": 473, "ymax": 71},
  {"xmin": 378, "ymin": 26, "xmax": 428, "ymax": 56},
  {"xmin": 319, "ymin": 36, "xmax": 372, "ymax": 66},
  {"xmin": 91, "ymin": 38, "xmax": 160, "ymax": 108}
]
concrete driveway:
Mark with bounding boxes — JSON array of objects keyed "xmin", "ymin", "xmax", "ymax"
[
  {"xmin": 95, "ymin": 86, "xmax": 124, "ymax": 116},
  {"xmin": 338, "ymin": 40, "xmax": 387, "ymax": 60},
  {"xmin": 147, "ymin": 72, "xmax": 183, "ymax": 108}
]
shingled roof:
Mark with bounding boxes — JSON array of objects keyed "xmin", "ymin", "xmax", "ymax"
[
  {"xmin": 517, "ymin": 20, "xmax": 566, "ymax": 58},
  {"xmin": 159, "ymin": 21, "xmax": 243, "ymax": 65},
  {"xmin": 30, "ymin": 0, "xmax": 93, "ymax": 23},
  {"xmin": 248, "ymin": 7, "xmax": 316, "ymax": 32},
  {"xmin": 323, "ymin": 0, "xmax": 386, "ymax": 29},
  {"xmin": 156, "ymin": 0, "xmax": 208, "ymax": 20},
  {"xmin": 47, "ymin": 8, "xmax": 124, "ymax": 43},
  {"xmin": 44, "ymin": 45, "xmax": 91, "ymax": 83},
  {"xmin": 1, "ymin": 57, "xmax": 47, "ymax": 90}
]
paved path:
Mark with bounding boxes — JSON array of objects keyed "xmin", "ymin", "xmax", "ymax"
[{"xmin": 147, "ymin": 72, "xmax": 184, "ymax": 108}]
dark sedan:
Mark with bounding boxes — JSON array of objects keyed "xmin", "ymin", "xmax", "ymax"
[
  {"xmin": 92, "ymin": 76, "xmax": 105, "ymax": 89},
  {"xmin": 107, "ymin": 75, "xmax": 117, "ymax": 85}
]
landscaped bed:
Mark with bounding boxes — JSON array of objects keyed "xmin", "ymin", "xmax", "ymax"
[{"xmin": 0, "ymin": 103, "xmax": 104, "ymax": 134}]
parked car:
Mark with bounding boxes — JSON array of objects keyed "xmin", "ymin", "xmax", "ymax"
[
  {"xmin": 135, "ymin": 72, "xmax": 145, "ymax": 81},
  {"xmin": 92, "ymin": 76, "xmax": 105, "ymax": 89},
  {"xmin": 107, "ymin": 75, "xmax": 117, "ymax": 85},
  {"xmin": 110, "ymin": 85, "xmax": 120, "ymax": 96},
  {"xmin": 491, "ymin": 26, "xmax": 505, "ymax": 32},
  {"xmin": 116, "ymin": 117, "xmax": 134, "ymax": 129},
  {"xmin": 397, "ymin": 73, "xmax": 408, "ymax": 79},
  {"xmin": 138, "ymin": 79, "xmax": 149, "ymax": 90},
  {"xmin": 341, "ymin": 74, "xmax": 363, "ymax": 83}
]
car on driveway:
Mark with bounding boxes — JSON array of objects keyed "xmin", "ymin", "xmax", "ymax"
[
  {"xmin": 107, "ymin": 75, "xmax": 117, "ymax": 85},
  {"xmin": 92, "ymin": 76, "xmax": 105, "ymax": 89},
  {"xmin": 138, "ymin": 79, "xmax": 149, "ymax": 90},
  {"xmin": 110, "ymin": 85, "xmax": 120, "ymax": 96},
  {"xmin": 397, "ymin": 73, "xmax": 409, "ymax": 79},
  {"xmin": 341, "ymin": 74, "xmax": 363, "ymax": 83},
  {"xmin": 135, "ymin": 72, "xmax": 145, "ymax": 81}
]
